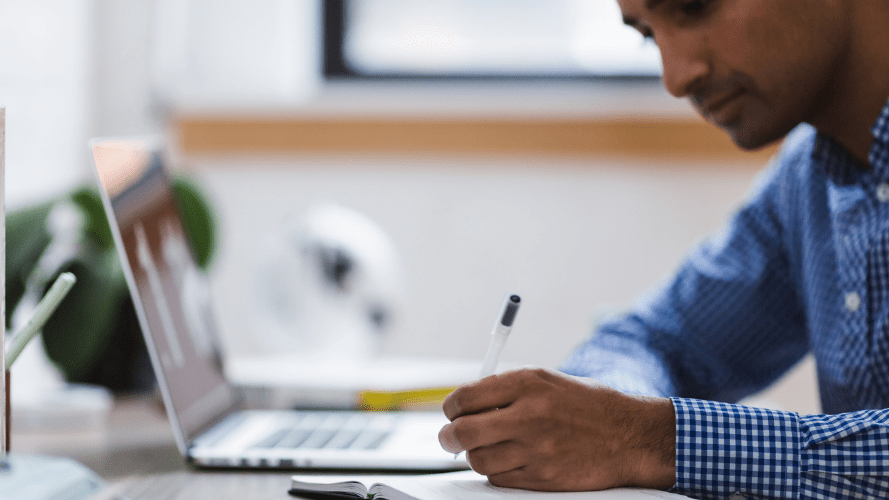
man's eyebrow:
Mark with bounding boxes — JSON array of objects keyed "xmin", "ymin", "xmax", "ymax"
[{"xmin": 623, "ymin": 0, "xmax": 669, "ymax": 26}]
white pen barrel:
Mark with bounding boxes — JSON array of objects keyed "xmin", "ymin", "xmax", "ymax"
[{"xmin": 478, "ymin": 331, "xmax": 509, "ymax": 378}]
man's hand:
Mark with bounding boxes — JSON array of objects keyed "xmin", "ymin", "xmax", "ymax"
[{"xmin": 438, "ymin": 367, "xmax": 676, "ymax": 491}]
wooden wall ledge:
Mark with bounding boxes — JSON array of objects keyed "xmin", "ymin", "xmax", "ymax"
[{"xmin": 175, "ymin": 116, "xmax": 779, "ymax": 163}]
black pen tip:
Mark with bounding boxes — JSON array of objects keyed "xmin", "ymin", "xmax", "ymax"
[{"xmin": 501, "ymin": 296, "xmax": 521, "ymax": 326}]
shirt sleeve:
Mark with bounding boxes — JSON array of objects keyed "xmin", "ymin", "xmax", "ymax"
[
  {"xmin": 671, "ymin": 398, "xmax": 889, "ymax": 500},
  {"xmin": 560, "ymin": 148, "xmax": 811, "ymax": 403}
]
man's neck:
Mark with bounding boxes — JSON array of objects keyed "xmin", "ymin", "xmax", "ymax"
[{"xmin": 807, "ymin": 5, "xmax": 889, "ymax": 165}]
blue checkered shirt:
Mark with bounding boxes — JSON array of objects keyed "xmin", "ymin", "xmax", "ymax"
[{"xmin": 561, "ymin": 98, "xmax": 889, "ymax": 500}]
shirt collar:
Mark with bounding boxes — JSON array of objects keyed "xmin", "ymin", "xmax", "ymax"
[{"xmin": 812, "ymin": 96, "xmax": 889, "ymax": 184}]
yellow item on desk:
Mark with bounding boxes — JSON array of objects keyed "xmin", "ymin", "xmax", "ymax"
[{"xmin": 357, "ymin": 386, "xmax": 456, "ymax": 411}]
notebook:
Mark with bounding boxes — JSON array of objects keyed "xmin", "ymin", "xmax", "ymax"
[
  {"xmin": 89, "ymin": 137, "xmax": 468, "ymax": 471},
  {"xmin": 288, "ymin": 471, "xmax": 692, "ymax": 499}
]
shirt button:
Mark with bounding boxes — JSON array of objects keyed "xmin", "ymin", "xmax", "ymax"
[
  {"xmin": 877, "ymin": 183, "xmax": 889, "ymax": 202},
  {"xmin": 845, "ymin": 292, "xmax": 862, "ymax": 312}
]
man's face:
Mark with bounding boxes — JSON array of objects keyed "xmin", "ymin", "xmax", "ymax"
[{"xmin": 617, "ymin": 0, "xmax": 851, "ymax": 150}]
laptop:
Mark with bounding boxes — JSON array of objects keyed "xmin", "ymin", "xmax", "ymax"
[{"xmin": 90, "ymin": 137, "xmax": 468, "ymax": 471}]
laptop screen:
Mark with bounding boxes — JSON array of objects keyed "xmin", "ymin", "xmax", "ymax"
[{"xmin": 91, "ymin": 139, "xmax": 235, "ymax": 448}]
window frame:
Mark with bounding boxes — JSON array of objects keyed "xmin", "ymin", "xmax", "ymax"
[{"xmin": 321, "ymin": 0, "xmax": 661, "ymax": 82}]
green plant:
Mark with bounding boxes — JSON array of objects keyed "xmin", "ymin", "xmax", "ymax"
[{"xmin": 5, "ymin": 176, "xmax": 215, "ymax": 388}]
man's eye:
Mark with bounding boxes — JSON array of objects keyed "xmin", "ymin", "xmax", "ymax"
[{"xmin": 682, "ymin": 0, "xmax": 708, "ymax": 14}]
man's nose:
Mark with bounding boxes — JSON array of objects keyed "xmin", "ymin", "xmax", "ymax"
[{"xmin": 658, "ymin": 32, "xmax": 710, "ymax": 98}]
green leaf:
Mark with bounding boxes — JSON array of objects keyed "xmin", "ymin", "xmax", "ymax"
[{"xmin": 172, "ymin": 176, "xmax": 216, "ymax": 270}]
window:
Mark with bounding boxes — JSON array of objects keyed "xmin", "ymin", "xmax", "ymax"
[{"xmin": 324, "ymin": 0, "xmax": 661, "ymax": 79}]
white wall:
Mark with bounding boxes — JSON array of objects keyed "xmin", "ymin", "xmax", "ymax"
[
  {"xmin": 0, "ymin": 0, "xmax": 96, "ymax": 208},
  {"xmin": 91, "ymin": 0, "xmax": 164, "ymax": 138},
  {"xmin": 0, "ymin": 0, "xmax": 321, "ymax": 211},
  {"xmin": 197, "ymin": 156, "xmax": 756, "ymax": 364}
]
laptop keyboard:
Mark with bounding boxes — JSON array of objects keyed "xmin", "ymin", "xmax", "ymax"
[{"xmin": 250, "ymin": 412, "xmax": 393, "ymax": 451}]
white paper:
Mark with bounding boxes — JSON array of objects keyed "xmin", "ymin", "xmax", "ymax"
[{"xmin": 292, "ymin": 470, "xmax": 691, "ymax": 499}]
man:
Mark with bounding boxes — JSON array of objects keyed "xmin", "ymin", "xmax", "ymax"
[{"xmin": 438, "ymin": 1, "xmax": 889, "ymax": 499}]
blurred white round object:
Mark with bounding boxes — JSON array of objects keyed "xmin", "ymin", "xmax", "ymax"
[{"xmin": 253, "ymin": 203, "xmax": 405, "ymax": 358}]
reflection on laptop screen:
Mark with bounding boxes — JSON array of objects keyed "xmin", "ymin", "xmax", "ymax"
[{"xmin": 92, "ymin": 139, "xmax": 235, "ymax": 444}]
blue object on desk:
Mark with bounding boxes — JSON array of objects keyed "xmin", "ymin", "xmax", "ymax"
[{"xmin": 0, "ymin": 455, "xmax": 104, "ymax": 500}]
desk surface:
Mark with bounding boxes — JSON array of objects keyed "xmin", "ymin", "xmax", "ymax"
[
  {"xmin": 12, "ymin": 393, "xmax": 185, "ymax": 479},
  {"xmin": 91, "ymin": 471, "xmax": 296, "ymax": 500},
  {"xmin": 14, "ymin": 394, "xmax": 436, "ymax": 500},
  {"xmin": 14, "ymin": 395, "xmax": 336, "ymax": 499}
]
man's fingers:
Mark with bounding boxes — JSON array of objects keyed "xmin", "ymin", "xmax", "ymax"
[
  {"xmin": 443, "ymin": 368, "xmax": 553, "ymax": 420},
  {"xmin": 438, "ymin": 406, "xmax": 519, "ymax": 453},
  {"xmin": 443, "ymin": 376, "xmax": 517, "ymax": 421},
  {"xmin": 438, "ymin": 424, "xmax": 461, "ymax": 453},
  {"xmin": 486, "ymin": 468, "xmax": 540, "ymax": 491},
  {"xmin": 465, "ymin": 440, "xmax": 528, "ymax": 476}
]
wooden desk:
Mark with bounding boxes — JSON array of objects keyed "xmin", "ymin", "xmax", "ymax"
[
  {"xmin": 92, "ymin": 471, "xmax": 296, "ymax": 500},
  {"xmin": 11, "ymin": 394, "xmax": 185, "ymax": 479},
  {"xmin": 15, "ymin": 395, "xmax": 424, "ymax": 500},
  {"xmin": 14, "ymin": 394, "xmax": 305, "ymax": 499}
]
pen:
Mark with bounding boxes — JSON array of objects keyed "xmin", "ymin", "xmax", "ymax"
[
  {"xmin": 455, "ymin": 294, "xmax": 521, "ymax": 459},
  {"xmin": 478, "ymin": 294, "xmax": 521, "ymax": 378}
]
